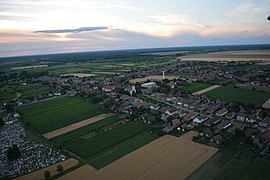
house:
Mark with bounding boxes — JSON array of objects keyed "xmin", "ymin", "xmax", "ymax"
[
  {"xmin": 171, "ymin": 119, "xmax": 181, "ymax": 127},
  {"xmin": 165, "ymin": 108, "xmax": 178, "ymax": 116},
  {"xmin": 184, "ymin": 112, "xmax": 196, "ymax": 122},
  {"xmin": 102, "ymin": 85, "xmax": 115, "ymax": 92},
  {"xmin": 259, "ymin": 117, "xmax": 270, "ymax": 128},
  {"xmin": 217, "ymin": 120, "xmax": 232, "ymax": 130},
  {"xmin": 162, "ymin": 126, "xmax": 174, "ymax": 133},
  {"xmin": 227, "ymin": 123, "xmax": 246, "ymax": 134},
  {"xmin": 246, "ymin": 114, "xmax": 258, "ymax": 123},
  {"xmin": 193, "ymin": 115, "xmax": 208, "ymax": 124},
  {"xmin": 140, "ymin": 113, "xmax": 151, "ymax": 121},
  {"xmin": 166, "ymin": 95, "xmax": 177, "ymax": 102},
  {"xmin": 120, "ymin": 94, "xmax": 130, "ymax": 100},
  {"xmin": 204, "ymin": 116, "xmax": 221, "ymax": 127},
  {"xmin": 150, "ymin": 104, "xmax": 160, "ymax": 111},
  {"xmin": 260, "ymin": 130, "xmax": 270, "ymax": 143},
  {"xmin": 145, "ymin": 116, "xmax": 156, "ymax": 124},
  {"xmin": 177, "ymin": 110, "xmax": 187, "ymax": 118},
  {"xmin": 141, "ymin": 89, "xmax": 153, "ymax": 95},
  {"xmin": 215, "ymin": 107, "xmax": 228, "ymax": 117},
  {"xmin": 225, "ymin": 112, "xmax": 236, "ymax": 120},
  {"xmin": 211, "ymin": 134, "xmax": 224, "ymax": 145},
  {"xmin": 237, "ymin": 113, "xmax": 247, "ymax": 122},
  {"xmin": 201, "ymin": 128, "xmax": 213, "ymax": 138}
]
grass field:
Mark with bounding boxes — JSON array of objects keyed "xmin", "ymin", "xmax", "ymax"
[
  {"xmin": 89, "ymin": 132, "xmax": 156, "ymax": 169},
  {"xmin": 179, "ymin": 82, "xmax": 212, "ymax": 93},
  {"xmin": 52, "ymin": 115, "xmax": 122, "ymax": 143},
  {"xmin": 67, "ymin": 123, "xmax": 149, "ymax": 161},
  {"xmin": 20, "ymin": 85, "xmax": 50, "ymax": 98},
  {"xmin": 20, "ymin": 96, "xmax": 105, "ymax": 134},
  {"xmin": 0, "ymin": 84, "xmax": 17, "ymax": 102},
  {"xmin": 188, "ymin": 140, "xmax": 270, "ymax": 180},
  {"xmin": 205, "ymin": 86, "xmax": 270, "ymax": 106}
]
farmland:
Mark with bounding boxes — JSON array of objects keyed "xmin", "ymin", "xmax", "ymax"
[
  {"xmin": 59, "ymin": 131, "xmax": 217, "ymax": 180},
  {"xmin": 205, "ymin": 86, "xmax": 270, "ymax": 106},
  {"xmin": 129, "ymin": 75, "xmax": 179, "ymax": 83},
  {"xmin": 20, "ymin": 96, "xmax": 106, "ymax": 133},
  {"xmin": 181, "ymin": 50, "xmax": 270, "ymax": 61},
  {"xmin": 178, "ymin": 82, "xmax": 212, "ymax": 93},
  {"xmin": 67, "ymin": 123, "xmax": 150, "ymax": 160}
]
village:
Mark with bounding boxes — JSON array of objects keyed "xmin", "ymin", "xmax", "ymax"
[{"xmin": 1, "ymin": 60, "xmax": 270, "ymax": 178}]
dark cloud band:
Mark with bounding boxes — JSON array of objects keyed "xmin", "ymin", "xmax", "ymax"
[{"xmin": 34, "ymin": 26, "xmax": 109, "ymax": 33}]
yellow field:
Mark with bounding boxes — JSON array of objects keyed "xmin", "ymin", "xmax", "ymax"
[
  {"xmin": 59, "ymin": 131, "xmax": 218, "ymax": 180},
  {"xmin": 43, "ymin": 114, "xmax": 113, "ymax": 139},
  {"xmin": 192, "ymin": 85, "xmax": 221, "ymax": 95},
  {"xmin": 129, "ymin": 75, "xmax": 178, "ymax": 83},
  {"xmin": 61, "ymin": 73, "xmax": 96, "ymax": 77},
  {"xmin": 181, "ymin": 50, "xmax": 270, "ymax": 61},
  {"xmin": 143, "ymin": 51, "xmax": 190, "ymax": 56},
  {"xmin": 15, "ymin": 158, "xmax": 78, "ymax": 180}
]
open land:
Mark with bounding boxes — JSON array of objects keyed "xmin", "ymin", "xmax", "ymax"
[
  {"xmin": 42, "ymin": 113, "xmax": 113, "ymax": 139},
  {"xmin": 262, "ymin": 98, "xmax": 270, "ymax": 109},
  {"xmin": 20, "ymin": 96, "xmax": 105, "ymax": 134},
  {"xmin": 59, "ymin": 131, "xmax": 218, "ymax": 180},
  {"xmin": 11, "ymin": 65, "xmax": 48, "ymax": 70},
  {"xmin": 129, "ymin": 75, "xmax": 179, "ymax": 83},
  {"xmin": 61, "ymin": 73, "xmax": 96, "ymax": 77},
  {"xmin": 15, "ymin": 158, "xmax": 78, "ymax": 180},
  {"xmin": 193, "ymin": 85, "xmax": 221, "ymax": 95},
  {"xmin": 143, "ymin": 51, "xmax": 190, "ymax": 56},
  {"xmin": 205, "ymin": 86, "xmax": 270, "ymax": 106},
  {"xmin": 181, "ymin": 50, "xmax": 270, "ymax": 61},
  {"xmin": 178, "ymin": 82, "xmax": 212, "ymax": 93}
]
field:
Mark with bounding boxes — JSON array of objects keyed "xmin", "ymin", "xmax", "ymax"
[
  {"xmin": 20, "ymin": 84, "xmax": 50, "ymax": 98},
  {"xmin": 188, "ymin": 139, "xmax": 270, "ymax": 180},
  {"xmin": 59, "ymin": 131, "xmax": 217, "ymax": 180},
  {"xmin": 181, "ymin": 50, "xmax": 270, "ymax": 61},
  {"xmin": 42, "ymin": 113, "xmax": 114, "ymax": 139},
  {"xmin": 67, "ymin": 123, "xmax": 150, "ymax": 161},
  {"xmin": 11, "ymin": 65, "xmax": 48, "ymax": 70},
  {"xmin": 205, "ymin": 86, "xmax": 270, "ymax": 106},
  {"xmin": 262, "ymin": 98, "xmax": 270, "ymax": 109},
  {"xmin": 15, "ymin": 158, "xmax": 78, "ymax": 180},
  {"xmin": 61, "ymin": 73, "xmax": 96, "ymax": 77},
  {"xmin": 129, "ymin": 75, "xmax": 179, "ymax": 83},
  {"xmin": 192, "ymin": 85, "xmax": 221, "ymax": 95},
  {"xmin": 20, "ymin": 96, "xmax": 105, "ymax": 134},
  {"xmin": 178, "ymin": 82, "xmax": 212, "ymax": 93}
]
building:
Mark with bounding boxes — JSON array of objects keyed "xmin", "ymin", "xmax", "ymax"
[{"xmin": 141, "ymin": 82, "xmax": 158, "ymax": 89}]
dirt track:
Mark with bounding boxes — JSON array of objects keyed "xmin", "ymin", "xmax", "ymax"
[
  {"xmin": 192, "ymin": 85, "xmax": 221, "ymax": 95},
  {"xmin": 59, "ymin": 131, "xmax": 218, "ymax": 180},
  {"xmin": 15, "ymin": 158, "xmax": 78, "ymax": 180},
  {"xmin": 43, "ymin": 113, "xmax": 113, "ymax": 139}
]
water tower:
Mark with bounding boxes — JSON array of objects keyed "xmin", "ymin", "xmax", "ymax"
[{"xmin": 162, "ymin": 71, "xmax": 165, "ymax": 80}]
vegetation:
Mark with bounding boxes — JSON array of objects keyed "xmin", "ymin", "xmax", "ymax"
[
  {"xmin": 44, "ymin": 170, "xmax": 51, "ymax": 180},
  {"xmin": 178, "ymin": 82, "xmax": 212, "ymax": 93},
  {"xmin": 56, "ymin": 164, "xmax": 64, "ymax": 172},
  {"xmin": 6, "ymin": 144, "xmax": 21, "ymax": 160},
  {"xmin": 205, "ymin": 86, "xmax": 270, "ymax": 106},
  {"xmin": 20, "ymin": 96, "xmax": 106, "ymax": 133}
]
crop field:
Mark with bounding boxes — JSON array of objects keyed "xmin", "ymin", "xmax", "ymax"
[
  {"xmin": 0, "ymin": 84, "xmax": 17, "ymax": 102},
  {"xmin": 188, "ymin": 140, "xmax": 270, "ymax": 180},
  {"xmin": 20, "ymin": 85, "xmax": 50, "ymax": 98},
  {"xmin": 67, "ymin": 123, "xmax": 149, "ymax": 160},
  {"xmin": 129, "ymin": 75, "xmax": 179, "ymax": 83},
  {"xmin": 52, "ymin": 115, "xmax": 122, "ymax": 143},
  {"xmin": 205, "ymin": 86, "xmax": 270, "ymax": 106},
  {"xmin": 59, "ymin": 131, "xmax": 217, "ymax": 180},
  {"xmin": 192, "ymin": 85, "xmax": 221, "ymax": 95},
  {"xmin": 181, "ymin": 50, "xmax": 270, "ymax": 61},
  {"xmin": 20, "ymin": 96, "xmax": 105, "ymax": 134},
  {"xmin": 179, "ymin": 82, "xmax": 212, "ymax": 93}
]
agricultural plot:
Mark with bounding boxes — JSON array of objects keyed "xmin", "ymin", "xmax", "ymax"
[
  {"xmin": 192, "ymin": 85, "xmax": 221, "ymax": 95},
  {"xmin": 181, "ymin": 50, "xmax": 270, "ymax": 61},
  {"xmin": 129, "ymin": 75, "xmax": 178, "ymax": 83},
  {"xmin": 0, "ymin": 84, "xmax": 17, "ymax": 102},
  {"xmin": 20, "ymin": 96, "xmax": 105, "ymax": 134},
  {"xmin": 52, "ymin": 115, "xmax": 122, "ymax": 143},
  {"xmin": 20, "ymin": 85, "xmax": 50, "ymax": 98},
  {"xmin": 179, "ymin": 82, "xmax": 212, "ymax": 93},
  {"xmin": 67, "ymin": 123, "xmax": 149, "ymax": 160},
  {"xmin": 205, "ymin": 86, "xmax": 270, "ymax": 106},
  {"xmin": 59, "ymin": 131, "xmax": 217, "ymax": 180}
]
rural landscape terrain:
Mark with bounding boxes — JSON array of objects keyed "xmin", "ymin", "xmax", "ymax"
[{"xmin": 1, "ymin": 44, "xmax": 270, "ymax": 180}]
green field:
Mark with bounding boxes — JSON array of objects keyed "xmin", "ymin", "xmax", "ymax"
[
  {"xmin": 67, "ymin": 122, "xmax": 152, "ymax": 167},
  {"xmin": 20, "ymin": 96, "xmax": 105, "ymax": 133},
  {"xmin": 205, "ymin": 86, "xmax": 270, "ymax": 106},
  {"xmin": 179, "ymin": 82, "xmax": 212, "ymax": 93},
  {"xmin": 90, "ymin": 132, "xmax": 156, "ymax": 169},
  {"xmin": 20, "ymin": 85, "xmax": 50, "ymax": 98},
  {"xmin": 0, "ymin": 84, "xmax": 17, "ymax": 102},
  {"xmin": 52, "ymin": 115, "xmax": 122, "ymax": 143},
  {"xmin": 188, "ymin": 141, "xmax": 270, "ymax": 180}
]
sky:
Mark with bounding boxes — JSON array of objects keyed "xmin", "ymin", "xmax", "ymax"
[{"xmin": 0, "ymin": 0, "xmax": 270, "ymax": 57}]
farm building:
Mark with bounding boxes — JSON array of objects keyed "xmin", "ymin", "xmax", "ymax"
[{"xmin": 141, "ymin": 82, "xmax": 158, "ymax": 89}]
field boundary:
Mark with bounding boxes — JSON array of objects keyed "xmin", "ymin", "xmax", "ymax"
[
  {"xmin": 43, "ymin": 113, "xmax": 113, "ymax": 139},
  {"xmin": 192, "ymin": 85, "xmax": 221, "ymax": 95}
]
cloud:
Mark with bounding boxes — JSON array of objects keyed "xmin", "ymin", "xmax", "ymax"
[{"xmin": 34, "ymin": 26, "xmax": 109, "ymax": 33}]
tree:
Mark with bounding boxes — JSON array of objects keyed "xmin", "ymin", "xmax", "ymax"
[
  {"xmin": 56, "ymin": 164, "xmax": 64, "ymax": 172},
  {"xmin": 0, "ymin": 118, "xmax": 4, "ymax": 127},
  {"xmin": 44, "ymin": 170, "xmax": 51, "ymax": 180},
  {"xmin": 7, "ymin": 144, "xmax": 21, "ymax": 160}
]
